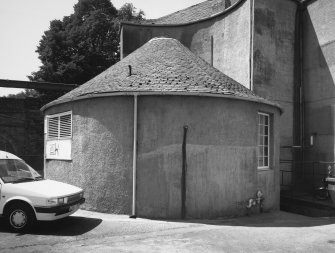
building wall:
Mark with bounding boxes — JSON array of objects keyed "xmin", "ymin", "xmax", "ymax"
[
  {"xmin": 303, "ymin": 0, "xmax": 335, "ymax": 166},
  {"xmin": 135, "ymin": 96, "xmax": 280, "ymax": 219},
  {"xmin": 252, "ymin": 0, "xmax": 297, "ymax": 180},
  {"xmin": 44, "ymin": 97, "xmax": 134, "ymax": 214},
  {"xmin": 44, "ymin": 95, "xmax": 280, "ymax": 218},
  {"xmin": 122, "ymin": 0, "xmax": 296, "ymax": 162},
  {"xmin": 122, "ymin": 0, "xmax": 251, "ymax": 88}
]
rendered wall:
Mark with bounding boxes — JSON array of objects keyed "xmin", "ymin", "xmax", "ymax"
[
  {"xmin": 136, "ymin": 96, "xmax": 280, "ymax": 219},
  {"xmin": 121, "ymin": 0, "xmax": 251, "ymax": 88},
  {"xmin": 45, "ymin": 95, "xmax": 280, "ymax": 218},
  {"xmin": 303, "ymin": 0, "xmax": 335, "ymax": 167},
  {"xmin": 44, "ymin": 97, "xmax": 134, "ymax": 214},
  {"xmin": 252, "ymin": 0, "xmax": 296, "ymax": 178}
]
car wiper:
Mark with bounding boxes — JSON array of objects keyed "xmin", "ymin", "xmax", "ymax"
[
  {"xmin": 34, "ymin": 176, "xmax": 44, "ymax": 181},
  {"xmin": 12, "ymin": 178, "xmax": 36, "ymax": 183}
]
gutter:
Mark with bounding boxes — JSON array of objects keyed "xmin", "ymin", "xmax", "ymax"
[{"xmin": 41, "ymin": 91, "xmax": 283, "ymax": 114}]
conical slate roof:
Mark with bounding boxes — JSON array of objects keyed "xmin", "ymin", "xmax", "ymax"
[{"xmin": 42, "ymin": 38, "xmax": 279, "ymax": 111}]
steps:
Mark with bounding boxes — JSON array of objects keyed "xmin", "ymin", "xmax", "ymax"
[{"xmin": 280, "ymin": 190, "xmax": 335, "ymax": 217}]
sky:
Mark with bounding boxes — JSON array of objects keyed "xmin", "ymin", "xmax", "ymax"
[{"xmin": 0, "ymin": 0, "xmax": 204, "ymax": 96}]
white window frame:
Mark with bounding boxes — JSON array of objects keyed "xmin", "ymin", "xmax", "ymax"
[
  {"xmin": 258, "ymin": 112, "xmax": 270, "ymax": 170},
  {"xmin": 46, "ymin": 111, "xmax": 72, "ymax": 140},
  {"xmin": 45, "ymin": 111, "xmax": 73, "ymax": 161}
]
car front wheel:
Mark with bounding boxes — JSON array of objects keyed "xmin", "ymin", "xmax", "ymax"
[{"xmin": 5, "ymin": 203, "xmax": 36, "ymax": 233}]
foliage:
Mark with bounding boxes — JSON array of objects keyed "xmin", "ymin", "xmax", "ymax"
[
  {"xmin": 118, "ymin": 3, "xmax": 145, "ymax": 22},
  {"xmin": 5, "ymin": 89, "xmax": 40, "ymax": 99},
  {"xmin": 27, "ymin": 0, "xmax": 144, "ymax": 100}
]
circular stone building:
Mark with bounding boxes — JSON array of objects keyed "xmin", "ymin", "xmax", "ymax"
[{"xmin": 42, "ymin": 38, "xmax": 281, "ymax": 219}]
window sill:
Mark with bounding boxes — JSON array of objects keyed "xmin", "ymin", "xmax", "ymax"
[
  {"xmin": 46, "ymin": 137, "xmax": 72, "ymax": 141},
  {"xmin": 257, "ymin": 167, "xmax": 271, "ymax": 171}
]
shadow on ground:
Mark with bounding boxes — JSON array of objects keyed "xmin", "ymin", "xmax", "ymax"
[
  {"xmin": 0, "ymin": 216, "xmax": 102, "ymax": 236},
  {"xmin": 150, "ymin": 211, "xmax": 335, "ymax": 228}
]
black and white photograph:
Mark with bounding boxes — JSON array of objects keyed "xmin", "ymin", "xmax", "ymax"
[{"xmin": 1, "ymin": 0, "xmax": 335, "ymax": 252}]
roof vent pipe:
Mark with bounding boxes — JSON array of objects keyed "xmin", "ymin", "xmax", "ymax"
[{"xmin": 128, "ymin": 65, "xmax": 132, "ymax": 76}]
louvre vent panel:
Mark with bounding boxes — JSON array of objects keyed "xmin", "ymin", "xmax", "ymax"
[
  {"xmin": 47, "ymin": 113, "xmax": 72, "ymax": 139},
  {"xmin": 48, "ymin": 118, "xmax": 59, "ymax": 138},
  {"xmin": 60, "ymin": 114, "xmax": 72, "ymax": 138}
]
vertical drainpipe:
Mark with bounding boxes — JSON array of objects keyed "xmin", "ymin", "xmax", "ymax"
[
  {"xmin": 120, "ymin": 25, "xmax": 124, "ymax": 60},
  {"xmin": 181, "ymin": 126, "xmax": 188, "ymax": 219},
  {"xmin": 249, "ymin": 0, "xmax": 254, "ymax": 91},
  {"xmin": 298, "ymin": 4, "xmax": 303, "ymax": 150},
  {"xmin": 130, "ymin": 95, "xmax": 138, "ymax": 218},
  {"xmin": 300, "ymin": 3, "xmax": 306, "ymax": 166},
  {"xmin": 298, "ymin": 3, "xmax": 304, "ymax": 170},
  {"xmin": 210, "ymin": 36, "xmax": 214, "ymax": 66},
  {"xmin": 293, "ymin": 1, "xmax": 304, "ymax": 180},
  {"xmin": 43, "ymin": 116, "xmax": 47, "ymax": 178}
]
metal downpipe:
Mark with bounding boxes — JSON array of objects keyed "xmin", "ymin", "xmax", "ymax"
[
  {"xmin": 181, "ymin": 125, "xmax": 188, "ymax": 219},
  {"xmin": 130, "ymin": 95, "xmax": 138, "ymax": 218}
]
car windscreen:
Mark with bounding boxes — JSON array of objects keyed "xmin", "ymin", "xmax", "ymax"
[{"xmin": 0, "ymin": 159, "xmax": 42, "ymax": 183}]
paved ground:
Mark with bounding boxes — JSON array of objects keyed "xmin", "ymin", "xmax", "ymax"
[{"xmin": 1, "ymin": 210, "xmax": 335, "ymax": 252}]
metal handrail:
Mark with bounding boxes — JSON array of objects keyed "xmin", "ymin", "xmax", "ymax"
[{"xmin": 280, "ymin": 160, "xmax": 335, "ymax": 189}]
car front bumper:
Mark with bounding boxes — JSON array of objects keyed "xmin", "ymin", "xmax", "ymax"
[{"xmin": 34, "ymin": 198, "xmax": 85, "ymax": 221}]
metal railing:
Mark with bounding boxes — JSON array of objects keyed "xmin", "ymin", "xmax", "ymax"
[{"xmin": 280, "ymin": 160, "xmax": 335, "ymax": 191}]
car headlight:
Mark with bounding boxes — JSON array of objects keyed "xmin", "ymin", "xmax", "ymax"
[
  {"xmin": 58, "ymin": 198, "xmax": 64, "ymax": 205},
  {"xmin": 47, "ymin": 198, "xmax": 58, "ymax": 206},
  {"xmin": 47, "ymin": 197, "xmax": 68, "ymax": 206}
]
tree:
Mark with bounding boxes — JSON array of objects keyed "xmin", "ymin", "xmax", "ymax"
[
  {"xmin": 28, "ymin": 0, "xmax": 144, "ymax": 99},
  {"xmin": 118, "ymin": 3, "xmax": 145, "ymax": 22},
  {"xmin": 6, "ymin": 89, "xmax": 40, "ymax": 99}
]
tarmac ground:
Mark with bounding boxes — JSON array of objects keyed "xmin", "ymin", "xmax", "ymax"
[{"xmin": 1, "ymin": 210, "xmax": 335, "ymax": 252}]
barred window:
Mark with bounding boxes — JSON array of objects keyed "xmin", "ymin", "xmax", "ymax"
[
  {"xmin": 47, "ymin": 112, "xmax": 72, "ymax": 139},
  {"xmin": 258, "ymin": 113, "xmax": 270, "ymax": 169}
]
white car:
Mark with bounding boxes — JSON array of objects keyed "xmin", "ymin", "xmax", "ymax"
[{"xmin": 0, "ymin": 150, "xmax": 85, "ymax": 232}]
